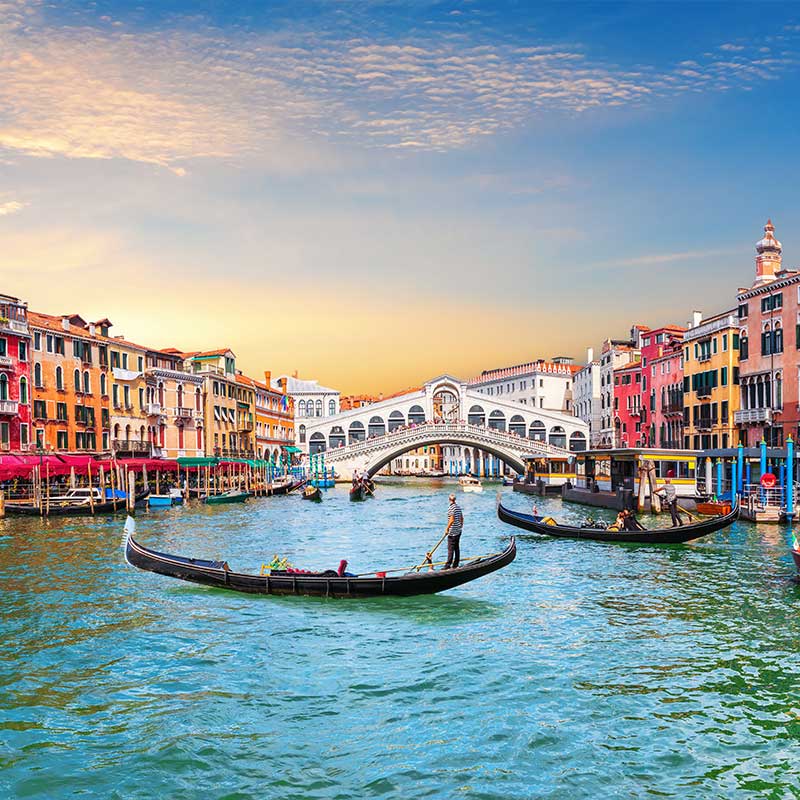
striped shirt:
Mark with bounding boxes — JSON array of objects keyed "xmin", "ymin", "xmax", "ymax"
[
  {"xmin": 660, "ymin": 483, "xmax": 677, "ymax": 503},
  {"xmin": 448, "ymin": 501, "xmax": 464, "ymax": 535}
]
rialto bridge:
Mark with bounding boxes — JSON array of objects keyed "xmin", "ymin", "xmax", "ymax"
[{"xmin": 297, "ymin": 375, "xmax": 589, "ymax": 480}]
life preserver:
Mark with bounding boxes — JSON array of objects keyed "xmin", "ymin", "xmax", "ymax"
[{"xmin": 760, "ymin": 472, "xmax": 777, "ymax": 488}]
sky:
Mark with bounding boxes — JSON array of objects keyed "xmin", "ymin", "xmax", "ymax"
[{"xmin": 2, "ymin": 0, "xmax": 799, "ymax": 394}]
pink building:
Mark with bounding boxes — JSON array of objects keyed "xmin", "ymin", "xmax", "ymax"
[
  {"xmin": 735, "ymin": 220, "xmax": 799, "ymax": 447},
  {"xmin": 0, "ymin": 293, "xmax": 31, "ymax": 452},
  {"xmin": 641, "ymin": 326, "xmax": 685, "ymax": 447},
  {"xmin": 613, "ymin": 360, "xmax": 643, "ymax": 448}
]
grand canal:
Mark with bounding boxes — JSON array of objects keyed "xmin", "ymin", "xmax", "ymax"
[{"xmin": 2, "ymin": 480, "xmax": 800, "ymax": 798}]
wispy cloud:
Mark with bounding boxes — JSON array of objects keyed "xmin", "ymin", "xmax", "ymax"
[
  {"xmin": 593, "ymin": 247, "xmax": 740, "ymax": 270},
  {"xmin": 0, "ymin": 199, "xmax": 26, "ymax": 216},
  {"xmin": 0, "ymin": 2, "xmax": 796, "ymax": 171}
]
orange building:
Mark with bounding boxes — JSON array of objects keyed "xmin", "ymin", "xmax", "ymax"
[
  {"xmin": 29, "ymin": 312, "xmax": 109, "ymax": 453},
  {"xmin": 238, "ymin": 371, "xmax": 295, "ymax": 461}
]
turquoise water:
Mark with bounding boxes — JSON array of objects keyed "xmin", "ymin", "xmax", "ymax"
[{"xmin": 2, "ymin": 479, "xmax": 800, "ymax": 799}]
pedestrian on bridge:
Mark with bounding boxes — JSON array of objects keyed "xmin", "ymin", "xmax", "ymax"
[{"xmin": 444, "ymin": 494, "xmax": 464, "ymax": 569}]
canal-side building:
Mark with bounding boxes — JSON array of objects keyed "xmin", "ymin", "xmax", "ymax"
[
  {"xmin": 649, "ymin": 336, "xmax": 685, "ymax": 448},
  {"xmin": 276, "ymin": 375, "xmax": 340, "ymax": 447},
  {"xmin": 0, "ymin": 293, "xmax": 31, "ymax": 452},
  {"xmin": 613, "ymin": 359, "xmax": 644, "ymax": 448},
  {"xmin": 682, "ymin": 309, "xmax": 741, "ymax": 450},
  {"xmin": 640, "ymin": 325, "xmax": 685, "ymax": 447},
  {"xmin": 735, "ymin": 220, "xmax": 798, "ymax": 448},
  {"xmin": 573, "ymin": 348, "xmax": 601, "ymax": 446},
  {"xmin": 599, "ymin": 331, "xmax": 642, "ymax": 447},
  {"xmin": 470, "ymin": 357, "xmax": 579, "ymax": 412},
  {"xmin": 145, "ymin": 348, "xmax": 205, "ymax": 459},
  {"xmin": 238, "ymin": 372, "xmax": 295, "ymax": 461},
  {"xmin": 28, "ymin": 312, "xmax": 108, "ymax": 454},
  {"xmin": 106, "ymin": 328, "xmax": 151, "ymax": 458}
]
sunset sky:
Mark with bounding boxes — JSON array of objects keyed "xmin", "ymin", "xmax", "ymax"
[{"xmin": 2, "ymin": 1, "xmax": 799, "ymax": 393}]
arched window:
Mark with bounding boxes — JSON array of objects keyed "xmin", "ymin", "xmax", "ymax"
[
  {"xmin": 83, "ymin": 370, "xmax": 90, "ymax": 394},
  {"xmin": 298, "ymin": 400, "xmax": 306, "ymax": 417},
  {"xmin": 34, "ymin": 363, "xmax": 42, "ymax": 387},
  {"xmin": 0, "ymin": 374, "xmax": 7, "ymax": 401},
  {"xmin": 488, "ymin": 410, "xmax": 506, "ymax": 432},
  {"xmin": 158, "ymin": 382, "xmax": 164, "ymax": 406},
  {"xmin": 139, "ymin": 425, "xmax": 145, "ymax": 442},
  {"xmin": 329, "ymin": 399, "xmax": 336, "ymax": 416},
  {"xmin": 549, "ymin": 426, "xmax": 567, "ymax": 449},
  {"xmin": 468, "ymin": 405, "xmax": 485, "ymax": 426},
  {"xmin": 309, "ymin": 432, "xmax": 326, "ymax": 454},
  {"xmin": 177, "ymin": 384, "xmax": 184, "ymax": 409},
  {"xmin": 74, "ymin": 368, "xmax": 81, "ymax": 391},
  {"xmin": 19, "ymin": 377, "xmax": 28, "ymax": 405},
  {"xmin": 509, "ymin": 415, "xmax": 526, "ymax": 437},
  {"xmin": 368, "ymin": 416, "xmax": 385, "ymax": 438},
  {"xmin": 55, "ymin": 366, "xmax": 64, "ymax": 390},
  {"xmin": 196, "ymin": 388, "xmax": 202, "ymax": 411},
  {"xmin": 529, "ymin": 420, "xmax": 546, "ymax": 441},
  {"xmin": 569, "ymin": 431, "xmax": 587, "ymax": 452},
  {"xmin": 298, "ymin": 424, "xmax": 306, "ymax": 444},
  {"xmin": 388, "ymin": 411, "xmax": 405, "ymax": 431},
  {"xmin": 408, "ymin": 405, "xmax": 425, "ymax": 425},
  {"xmin": 329, "ymin": 426, "xmax": 345, "ymax": 448},
  {"xmin": 113, "ymin": 423, "xmax": 120, "ymax": 439},
  {"xmin": 99, "ymin": 373, "xmax": 106, "ymax": 396},
  {"xmin": 348, "ymin": 421, "xmax": 366, "ymax": 443},
  {"xmin": 315, "ymin": 399, "xmax": 323, "ymax": 417}
]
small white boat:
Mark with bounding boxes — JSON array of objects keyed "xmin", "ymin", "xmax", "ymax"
[{"xmin": 459, "ymin": 476, "xmax": 483, "ymax": 493}]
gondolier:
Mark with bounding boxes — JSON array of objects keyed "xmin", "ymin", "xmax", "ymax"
[
  {"xmin": 656, "ymin": 474, "xmax": 682, "ymax": 527},
  {"xmin": 444, "ymin": 494, "xmax": 464, "ymax": 569}
]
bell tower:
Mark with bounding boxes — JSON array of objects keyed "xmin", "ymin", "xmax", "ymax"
[{"xmin": 754, "ymin": 219, "xmax": 782, "ymax": 285}]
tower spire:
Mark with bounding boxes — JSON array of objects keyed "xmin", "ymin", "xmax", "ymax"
[{"xmin": 754, "ymin": 218, "xmax": 782, "ymax": 285}]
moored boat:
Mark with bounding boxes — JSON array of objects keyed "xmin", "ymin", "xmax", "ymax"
[
  {"xmin": 271, "ymin": 478, "xmax": 306, "ymax": 496},
  {"xmin": 148, "ymin": 488, "xmax": 184, "ymax": 508},
  {"xmin": 302, "ymin": 485, "xmax": 322, "ymax": 502},
  {"xmin": 497, "ymin": 497, "xmax": 738, "ymax": 544},
  {"xmin": 124, "ymin": 519, "xmax": 516, "ymax": 598},
  {"xmin": 205, "ymin": 490, "xmax": 249, "ymax": 505},
  {"xmin": 695, "ymin": 500, "xmax": 732, "ymax": 516},
  {"xmin": 459, "ymin": 476, "xmax": 483, "ymax": 493},
  {"xmin": 6, "ymin": 489, "xmax": 150, "ymax": 516}
]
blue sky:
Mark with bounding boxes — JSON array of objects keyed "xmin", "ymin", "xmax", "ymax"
[{"xmin": 1, "ymin": 1, "xmax": 799, "ymax": 391}]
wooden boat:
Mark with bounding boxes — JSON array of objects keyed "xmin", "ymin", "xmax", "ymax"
[
  {"xmin": 148, "ymin": 488, "xmax": 184, "ymax": 508},
  {"xmin": 695, "ymin": 500, "xmax": 732, "ymax": 516},
  {"xmin": 502, "ymin": 476, "xmax": 516, "ymax": 487},
  {"xmin": 496, "ymin": 498, "xmax": 738, "ymax": 544},
  {"xmin": 124, "ymin": 522, "xmax": 517, "ymax": 598},
  {"xmin": 792, "ymin": 548, "xmax": 800, "ymax": 576},
  {"xmin": 459, "ymin": 476, "xmax": 483, "ymax": 493},
  {"xmin": 302, "ymin": 485, "xmax": 322, "ymax": 502},
  {"xmin": 6, "ymin": 490, "xmax": 150, "ymax": 517},
  {"xmin": 205, "ymin": 490, "xmax": 249, "ymax": 505},
  {"xmin": 270, "ymin": 478, "xmax": 306, "ymax": 496},
  {"xmin": 349, "ymin": 479, "xmax": 374, "ymax": 502}
]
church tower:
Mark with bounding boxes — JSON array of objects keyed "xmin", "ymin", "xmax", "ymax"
[{"xmin": 754, "ymin": 219, "xmax": 782, "ymax": 285}]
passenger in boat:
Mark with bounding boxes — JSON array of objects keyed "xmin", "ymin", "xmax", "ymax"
[
  {"xmin": 444, "ymin": 493, "xmax": 464, "ymax": 569},
  {"xmin": 656, "ymin": 474, "xmax": 683, "ymax": 527},
  {"xmin": 622, "ymin": 509, "xmax": 646, "ymax": 531}
]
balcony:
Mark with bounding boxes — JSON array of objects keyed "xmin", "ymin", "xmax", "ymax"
[
  {"xmin": 0, "ymin": 355, "xmax": 13, "ymax": 369},
  {"xmin": 173, "ymin": 407, "xmax": 196, "ymax": 420},
  {"xmin": 0, "ymin": 399, "xmax": 19, "ymax": 415},
  {"xmin": 695, "ymin": 419, "xmax": 716, "ymax": 432},
  {"xmin": 0, "ymin": 318, "xmax": 28, "ymax": 336},
  {"xmin": 112, "ymin": 440, "xmax": 151, "ymax": 456},
  {"xmin": 146, "ymin": 403, "xmax": 164, "ymax": 416},
  {"xmin": 696, "ymin": 386, "xmax": 712, "ymax": 398},
  {"xmin": 663, "ymin": 402, "xmax": 684, "ymax": 416},
  {"xmin": 213, "ymin": 448, "xmax": 255, "ymax": 459},
  {"xmin": 734, "ymin": 408, "xmax": 773, "ymax": 425}
]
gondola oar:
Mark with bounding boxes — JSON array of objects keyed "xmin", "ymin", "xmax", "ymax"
[
  {"xmin": 676, "ymin": 503, "xmax": 696, "ymax": 521},
  {"xmin": 419, "ymin": 530, "xmax": 448, "ymax": 572}
]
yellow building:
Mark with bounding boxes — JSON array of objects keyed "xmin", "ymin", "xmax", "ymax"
[
  {"xmin": 682, "ymin": 309, "xmax": 741, "ymax": 450},
  {"xmin": 105, "ymin": 326, "xmax": 150, "ymax": 457}
]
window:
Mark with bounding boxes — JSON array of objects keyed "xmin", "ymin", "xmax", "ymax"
[
  {"xmin": 57, "ymin": 402, "xmax": 68, "ymax": 421},
  {"xmin": 721, "ymin": 367, "xmax": 728, "ymax": 386},
  {"xmin": 122, "ymin": 353, "xmax": 128, "ymax": 369},
  {"xmin": 113, "ymin": 384, "xmax": 120, "ymax": 407},
  {"xmin": 0, "ymin": 373, "xmax": 6, "ymax": 401},
  {"xmin": 34, "ymin": 362, "xmax": 43, "ymax": 387},
  {"xmin": 46, "ymin": 334, "xmax": 53, "ymax": 353},
  {"xmin": 55, "ymin": 365, "xmax": 63, "ymax": 390},
  {"xmin": 100, "ymin": 373, "xmax": 107, "ymax": 396},
  {"xmin": 722, "ymin": 334, "xmax": 728, "ymax": 352},
  {"xmin": 329, "ymin": 399, "xmax": 336, "ymax": 416},
  {"xmin": 54, "ymin": 337, "xmax": 64, "ymax": 355},
  {"xmin": 73, "ymin": 339, "xmax": 82, "ymax": 358},
  {"xmin": 33, "ymin": 399, "xmax": 47, "ymax": 419},
  {"xmin": 138, "ymin": 356, "xmax": 143, "ymax": 372},
  {"xmin": 34, "ymin": 331, "xmax": 41, "ymax": 350},
  {"xmin": 20, "ymin": 423, "xmax": 28, "ymax": 448},
  {"xmin": 82, "ymin": 371, "xmax": 90, "ymax": 394},
  {"xmin": 19, "ymin": 377, "xmax": 28, "ymax": 404},
  {"xmin": 740, "ymin": 336, "xmax": 749, "ymax": 360},
  {"xmin": 0, "ymin": 339, "xmax": 11, "ymax": 356},
  {"xmin": 73, "ymin": 369, "xmax": 81, "ymax": 391},
  {"xmin": 57, "ymin": 430, "xmax": 68, "ymax": 449}
]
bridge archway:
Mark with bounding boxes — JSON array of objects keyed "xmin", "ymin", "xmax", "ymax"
[
  {"xmin": 468, "ymin": 405, "xmax": 485, "ymax": 426},
  {"xmin": 408, "ymin": 405, "xmax": 426, "ymax": 425},
  {"xmin": 368, "ymin": 416, "xmax": 385, "ymax": 438},
  {"xmin": 309, "ymin": 432, "xmax": 326, "ymax": 454},
  {"xmin": 549, "ymin": 426, "xmax": 567, "ymax": 449},
  {"xmin": 488, "ymin": 410, "xmax": 506, "ymax": 432},
  {"xmin": 362, "ymin": 435, "xmax": 526, "ymax": 478},
  {"xmin": 509, "ymin": 414, "xmax": 526, "ymax": 437},
  {"xmin": 569, "ymin": 431, "xmax": 587, "ymax": 451},
  {"xmin": 388, "ymin": 411, "xmax": 405, "ymax": 432},
  {"xmin": 529, "ymin": 420, "xmax": 546, "ymax": 441},
  {"xmin": 349, "ymin": 421, "xmax": 365, "ymax": 444},
  {"xmin": 329, "ymin": 426, "xmax": 345, "ymax": 449}
]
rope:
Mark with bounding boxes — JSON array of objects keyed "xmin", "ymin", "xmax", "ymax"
[{"xmin": 357, "ymin": 550, "xmax": 502, "ymax": 577}]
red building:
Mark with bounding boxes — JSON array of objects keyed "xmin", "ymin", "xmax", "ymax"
[
  {"xmin": 613, "ymin": 360, "xmax": 643, "ymax": 448},
  {"xmin": 0, "ymin": 293, "xmax": 31, "ymax": 452},
  {"xmin": 640, "ymin": 325, "xmax": 685, "ymax": 447}
]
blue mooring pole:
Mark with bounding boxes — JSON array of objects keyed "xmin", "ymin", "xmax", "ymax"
[
  {"xmin": 787, "ymin": 435, "xmax": 794, "ymax": 520},
  {"xmin": 731, "ymin": 458, "xmax": 738, "ymax": 506},
  {"xmin": 716, "ymin": 459, "xmax": 723, "ymax": 499},
  {"xmin": 737, "ymin": 441, "xmax": 744, "ymax": 495},
  {"xmin": 760, "ymin": 438, "xmax": 767, "ymax": 504}
]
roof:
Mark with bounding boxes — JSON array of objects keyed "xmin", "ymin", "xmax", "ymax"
[
  {"xmin": 274, "ymin": 375, "xmax": 339, "ymax": 395},
  {"xmin": 614, "ymin": 360, "xmax": 642, "ymax": 373},
  {"xmin": 27, "ymin": 311, "xmax": 150, "ymax": 351}
]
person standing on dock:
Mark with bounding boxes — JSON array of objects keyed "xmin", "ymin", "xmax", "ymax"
[
  {"xmin": 444, "ymin": 494, "xmax": 464, "ymax": 568},
  {"xmin": 656, "ymin": 474, "xmax": 682, "ymax": 527}
]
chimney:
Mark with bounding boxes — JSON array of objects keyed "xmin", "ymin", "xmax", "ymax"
[
  {"xmin": 88, "ymin": 323, "xmax": 96, "ymax": 336},
  {"xmin": 279, "ymin": 377, "xmax": 287, "ymax": 394},
  {"xmin": 692, "ymin": 310, "xmax": 702, "ymax": 328},
  {"xmin": 586, "ymin": 347, "xmax": 594, "ymax": 363},
  {"xmin": 293, "ymin": 370, "xmax": 298, "ymax": 378},
  {"xmin": 264, "ymin": 370, "xmax": 271, "ymax": 387},
  {"xmin": 61, "ymin": 317, "xmax": 70, "ymax": 331}
]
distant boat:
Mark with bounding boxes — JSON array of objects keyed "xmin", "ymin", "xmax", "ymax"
[
  {"xmin": 148, "ymin": 488, "xmax": 184, "ymax": 508},
  {"xmin": 459, "ymin": 476, "xmax": 483, "ymax": 493},
  {"xmin": 302, "ymin": 485, "xmax": 322, "ymax": 502},
  {"xmin": 205, "ymin": 490, "xmax": 249, "ymax": 505}
]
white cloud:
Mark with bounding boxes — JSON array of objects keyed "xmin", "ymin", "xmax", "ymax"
[
  {"xmin": 0, "ymin": 199, "xmax": 26, "ymax": 216},
  {"xmin": 0, "ymin": 4, "xmax": 795, "ymax": 169}
]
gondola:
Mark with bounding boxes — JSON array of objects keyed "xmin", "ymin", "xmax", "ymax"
[
  {"xmin": 497, "ymin": 497, "xmax": 738, "ymax": 544},
  {"xmin": 270, "ymin": 478, "xmax": 306, "ymax": 496},
  {"xmin": 124, "ymin": 520, "xmax": 516, "ymax": 598},
  {"xmin": 792, "ymin": 548, "xmax": 800, "ymax": 576},
  {"xmin": 302, "ymin": 485, "xmax": 322, "ymax": 502},
  {"xmin": 5, "ymin": 490, "xmax": 151, "ymax": 517},
  {"xmin": 205, "ymin": 489, "xmax": 249, "ymax": 505},
  {"xmin": 349, "ymin": 479, "xmax": 375, "ymax": 502}
]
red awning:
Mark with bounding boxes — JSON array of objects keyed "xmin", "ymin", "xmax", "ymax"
[{"xmin": 114, "ymin": 458, "xmax": 179, "ymax": 472}]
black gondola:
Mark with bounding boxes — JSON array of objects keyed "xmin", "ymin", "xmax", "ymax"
[
  {"xmin": 497, "ymin": 498, "xmax": 738, "ymax": 544},
  {"xmin": 270, "ymin": 478, "xmax": 306, "ymax": 496},
  {"xmin": 349, "ymin": 479, "xmax": 375, "ymax": 502},
  {"xmin": 302, "ymin": 485, "xmax": 322, "ymax": 502},
  {"xmin": 124, "ymin": 524, "xmax": 516, "ymax": 598},
  {"xmin": 5, "ymin": 490, "xmax": 151, "ymax": 517}
]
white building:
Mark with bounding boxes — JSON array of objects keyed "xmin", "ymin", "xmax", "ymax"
[
  {"xmin": 598, "ymin": 329, "xmax": 646, "ymax": 447},
  {"xmin": 573, "ymin": 348, "xmax": 602, "ymax": 446},
  {"xmin": 469, "ymin": 357, "xmax": 579, "ymax": 412},
  {"xmin": 273, "ymin": 375, "xmax": 340, "ymax": 447}
]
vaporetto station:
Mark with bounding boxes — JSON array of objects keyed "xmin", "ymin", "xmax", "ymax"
[{"xmin": 296, "ymin": 375, "xmax": 589, "ymax": 480}]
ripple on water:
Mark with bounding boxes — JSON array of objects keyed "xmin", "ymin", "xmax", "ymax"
[{"xmin": 2, "ymin": 481, "xmax": 800, "ymax": 798}]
